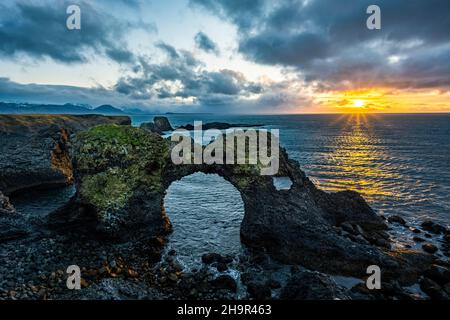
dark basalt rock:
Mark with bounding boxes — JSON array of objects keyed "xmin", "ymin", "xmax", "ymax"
[
  {"xmin": 387, "ymin": 215, "xmax": 407, "ymax": 225},
  {"xmin": 154, "ymin": 116, "xmax": 173, "ymax": 132},
  {"xmin": 140, "ymin": 116, "xmax": 173, "ymax": 134},
  {"xmin": 420, "ymin": 277, "xmax": 450, "ymax": 300},
  {"xmin": 178, "ymin": 122, "xmax": 263, "ymax": 131},
  {"xmin": 0, "ymin": 114, "xmax": 131, "ymax": 195},
  {"xmin": 0, "ymin": 191, "xmax": 15, "ymax": 215},
  {"xmin": 421, "ymin": 220, "xmax": 447, "ymax": 234},
  {"xmin": 202, "ymin": 253, "xmax": 222, "ymax": 264},
  {"xmin": 423, "ymin": 265, "xmax": 450, "ymax": 286},
  {"xmin": 247, "ymin": 281, "xmax": 272, "ymax": 300},
  {"xmin": 280, "ymin": 270, "xmax": 350, "ymax": 300},
  {"xmin": 210, "ymin": 275, "xmax": 237, "ymax": 292},
  {"xmin": 202, "ymin": 253, "xmax": 233, "ymax": 265},
  {"xmin": 422, "ymin": 243, "xmax": 438, "ymax": 254}
]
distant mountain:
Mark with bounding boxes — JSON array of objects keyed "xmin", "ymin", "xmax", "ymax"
[
  {"xmin": 0, "ymin": 102, "xmax": 125, "ymax": 115},
  {"xmin": 92, "ymin": 105, "xmax": 125, "ymax": 115}
]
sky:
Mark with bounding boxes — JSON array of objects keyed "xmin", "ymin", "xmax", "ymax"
[{"xmin": 1, "ymin": 0, "xmax": 450, "ymax": 114}]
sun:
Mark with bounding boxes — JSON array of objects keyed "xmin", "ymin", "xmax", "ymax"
[{"xmin": 352, "ymin": 99, "xmax": 365, "ymax": 108}]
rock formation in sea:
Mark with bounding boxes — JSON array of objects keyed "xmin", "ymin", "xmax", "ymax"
[
  {"xmin": 51, "ymin": 121, "xmax": 432, "ymax": 282},
  {"xmin": 177, "ymin": 122, "xmax": 264, "ymax": 130},
  {"xmin": 140, "ymin": 116, "xmax": 173, "ymax": 134}
]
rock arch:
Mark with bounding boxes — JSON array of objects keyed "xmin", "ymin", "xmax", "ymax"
[
  {"xmin": 53, "ymin": 124, "xmax": 431, "ymax": 280},
  {"xmin": 162, "ymin": 172, "xmax": 245, "ymax": 261}
]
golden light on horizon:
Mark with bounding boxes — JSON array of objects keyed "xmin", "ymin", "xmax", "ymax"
[
  {"xmin": 312, "ymin": 87, "xmax": 450, "ymax": 114},
  {"xmin": 314, "ymin": 88, "xmax": 386, "ymax": 113}
]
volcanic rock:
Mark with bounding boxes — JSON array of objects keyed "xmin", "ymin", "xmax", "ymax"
[
  {"xmin": 0, "ymin": 114, "xmax": 130, "ymax": 195},
  {"xmin": 280, "ymin": 270, "xmax": 350, "ymax": 300}
]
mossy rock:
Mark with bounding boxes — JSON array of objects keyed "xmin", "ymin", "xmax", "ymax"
[{"xmin": 73, "ymin": 125, "xmax": 171, "ymax": 231}]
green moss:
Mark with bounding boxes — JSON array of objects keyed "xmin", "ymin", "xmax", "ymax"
[
  {"xmin": 75, "ymin": 125, "xmax": 170, "ymax": 216},
  {"xmin": 76, "ymin": 124, "xmax": 170, "ymax": 173},
  {"xmin": 80, "ymin": 168, "xmax": 132, "ymax": 214}
]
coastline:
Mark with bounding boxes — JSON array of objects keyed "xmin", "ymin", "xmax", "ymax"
[{"xmin": 0, "ymin": 114, "xmax": 449, "ymax": 300}]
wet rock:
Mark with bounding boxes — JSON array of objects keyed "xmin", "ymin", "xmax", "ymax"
[
  {"xmin": 444, "ymin": 284, "xmax": 450, "ymax": 295},
  {"xmin": 410, "ymin": 227, "xmax": 421, "ymax": 234},
  {"xmin": 154, "ymin": 117, "xmax": 173, "ymax": 132},
  {"xmin": 340, "ymin": 222, "xmax": 355, "ymax": 234},
  {"xmin": 140, "ymin": 117, "xmax": 173, "ymax": 134},
  {"xmin": 421, "ymin": 220, "xmax": 446, "ymax": 234},
  {"xmin": 216, "ymin": 263, "xmax": 228, "ymax": 272},
  {"xmin": 443, "ymin": 234, "xmax": 450, "ymax": 243},
  {"xmin": 168, "ymin": 273, "xmax": 178, "ymax": 282},
  {"xmin": 422, "ymin": 243, "xmax": 438, "ymax": 254},
  {"xmin": 280, "ymin": 270, "xmax": 350, "ymax": 300},
  {"xmin": 388, "ymin": 215, "xmax": 406, "ymax": 225},
  {"xmin": 210, "ymin": 275, "xmax": 237, "ymax": 293},
  {"xmin": 374, "ymin": 238, "xmax": 390, "ymax": 248},
  {"xmin": 247, "ymin": 282, "xmax": 272, "ymax": 300},
  {"xmin": 202, "ymin": 253, "xmax": 222, "ymax": 265},
  {"xmin": 219, "ymin": 255, "xmax": 234, "ymax": 265},
  {"xmin": 0, "ymin": 192, "xmax": 16, "ymax": 215},
  {"xmin": 420, "ymin": 278, "xmax": 450, "ymax": 300},
  {"xmin": 413, "ymin": 236, "xmax": 425, "ymax": 243},
  {"xmin": 172, "ymin": 261, "xmax": 184, "ymax": 272},
  {"xmin": 423, "ymin": 265, "xmax": 450, "ymax": 285},
  {"xmin": 178, "ymin": 122, "xmax": 263, "ymax": 131},
  {"xmin": 268, "ymin": 279, "xmax": 281, "ymax": 289}
]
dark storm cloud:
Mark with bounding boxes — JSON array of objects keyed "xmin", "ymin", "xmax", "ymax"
[
  {"xmin": 0, "ymin": 0, "xmax": 135, "ymax": 64},
  {"xmin": 114, "ymin": 43, "xmax": 264, "ymax": 107},
  {"xmin": 194, "ymin": 32, "xmax": 219, "ymax": 55},
  {"xmin": 192, "ymin": 0, "xmax": 450, "ymax": 90}
]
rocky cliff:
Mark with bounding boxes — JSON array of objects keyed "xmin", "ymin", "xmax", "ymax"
[{"xmin": 0, "ymin": 115, "xmax": 131, "ymax": 195}]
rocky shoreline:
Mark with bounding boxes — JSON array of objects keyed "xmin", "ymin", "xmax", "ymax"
[{"xmin": 0, "ymin": 115, "xmax": 449, "ymax": 300}]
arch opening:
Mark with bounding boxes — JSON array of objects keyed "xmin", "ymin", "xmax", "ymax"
[{"xmin": 163, "ymin": 172, "xmax": 245, "ymax": 270}]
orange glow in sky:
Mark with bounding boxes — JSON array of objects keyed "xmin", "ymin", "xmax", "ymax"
[{"xmin": 313, "ymin": 88, "xmax": 450, "ymax": 113}]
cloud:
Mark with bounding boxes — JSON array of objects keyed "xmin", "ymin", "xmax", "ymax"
[
  {"xmin": 114, "ymin": 43, "xmax": 264, "ymax": 108},
  {"xmin": 0, "ymin": 77, "xmax": 132, "ymax": 107},
  {"xmin": 192, "ymin": 0, "xmax": 450, "ymax": 91},
  {"xmin": 194, "ymin": 32, "xmax": 220, "ymax": 55},
  {"xmin": 0, "ymin": 0, "xmax": 137, "ymax": 64}
]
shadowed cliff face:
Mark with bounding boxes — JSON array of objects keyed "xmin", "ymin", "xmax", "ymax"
[
  {"xmin": 58, "ymin": 124, "xmax": 432, "ymax": 281},
  {"xmin": 0, "ymin": 115, "xmax": 131, "ymax": 195}
]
